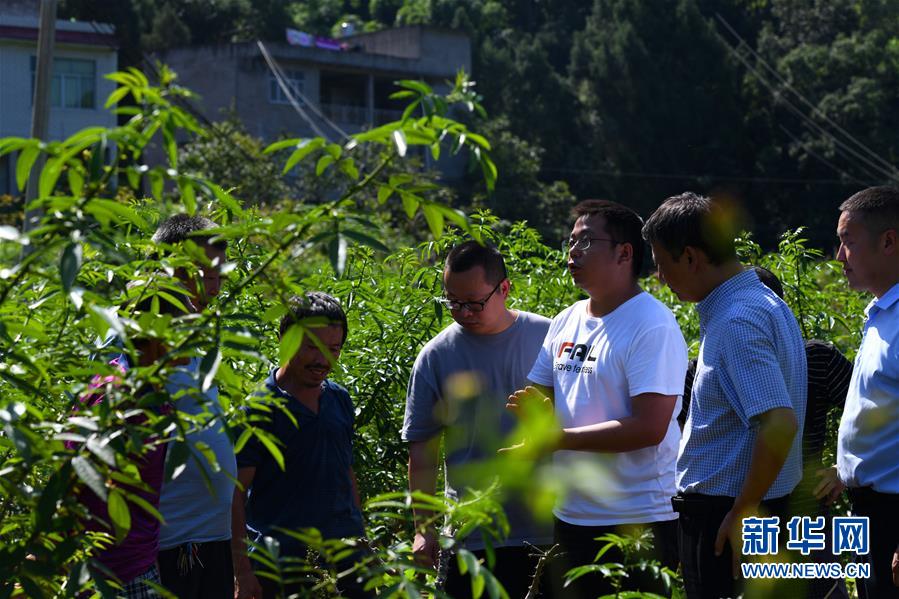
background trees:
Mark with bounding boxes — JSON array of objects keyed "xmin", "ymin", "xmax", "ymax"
[{"xmin": 57, "ymin": 0, "xmax": 899, "ymax": 248}]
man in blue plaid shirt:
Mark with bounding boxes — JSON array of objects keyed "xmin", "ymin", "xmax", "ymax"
[{"xmin": 643, "ymin": 192, "xmax": 807, "ymax": 599}]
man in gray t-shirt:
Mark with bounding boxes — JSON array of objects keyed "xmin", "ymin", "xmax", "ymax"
[{"xmin": 402, "ymin": 240, "xmax": 551, "ymax": 599}]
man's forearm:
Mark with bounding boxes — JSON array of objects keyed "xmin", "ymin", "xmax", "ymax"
[
  {"xmin": 408, "ymin": 438, "xmax": 440, "ymax": 528},
  {"xmin": 733, "ymin": 407, "xmax": 798, "ymax": 511},
  {"xmin": 231, "ymin": 489, "xmax": 252, "ymax": 573},
  {"xmin": 559, "ymin": 417, "xmax": 666, "ymax": 452}
]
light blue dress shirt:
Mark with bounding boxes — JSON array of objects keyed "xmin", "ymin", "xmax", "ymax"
[
  {"xmin": 837, "ymin": 282, "xmax": 899, "ymax": 493},
  {"xmin": 677, "ymin": 269, "xmax": 807, "ymax": 499}
]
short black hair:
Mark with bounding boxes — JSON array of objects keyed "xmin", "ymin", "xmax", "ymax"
[
  {"xmin": 752, "ymin": 266, "xmax": 784, "ymax": 299},
  {"xmin": 642, "ymin": 192, "xmax": 738, "ymax": 265},
  {"xmin": 572, "ymin": 199, "xmax": 645, "ymax": 278},
  {"xmin": 444, "ymin": 240, "xmax": 507, "ymax": 285},
  {"xmin": 279, "ymin": 291, "xmax": 348, "ymax": 344},
  {"xmin": 152, "ymin": 214, "xmax": 226, "ymax": 250},
  {"xmin": 839, "ymin": 186, "xmax": 899, "ymax": 234}
]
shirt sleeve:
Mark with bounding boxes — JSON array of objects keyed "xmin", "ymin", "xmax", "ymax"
[
  {"xmin": 721, "ymin": 316, "xmax": 794, "ymax": 426},
  {"xmin": 401, "ymin": 351, "xmax": 443, "ymax": 442},
  {"xmin": 824, "ymin": 344, "xmax": 853, "ymax": 410},
  {"xmin": 527, "ymin": 321, "xmax": 557, "ymax": 387},
  {"xmin": 625, "ymin": 323, "xmax": 689, "ymax": 397}
]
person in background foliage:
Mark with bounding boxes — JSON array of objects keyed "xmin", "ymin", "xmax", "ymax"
[
  {"xmin": 402, "ymin": 240, "xmax": 553, "ymax": 598},
  {"xmin": 151, "ymin": 214, "xmax": 237, "ymax": 599},
  {"xmin": 832, "ymin": 186, "xmax": 899, "ymax": 598},
  {"xmin": 232, "ymin": 292, "xmax": 368, "ymax": 599},
  {"xmin": 643, "ymin": 192, "xmax": 806, "ymax": 599}
]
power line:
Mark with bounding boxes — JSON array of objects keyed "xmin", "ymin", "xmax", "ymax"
[
  {"xmin": 716, "ymin": 14, "xmax": 899, "ymax": 180},
  {"xmin": 540, "ymin": 166, "xmax": 860, "ymax": 186},
  {"xmin": 714, "ymin": 13, "xmax": 899, "ymax": 185}
]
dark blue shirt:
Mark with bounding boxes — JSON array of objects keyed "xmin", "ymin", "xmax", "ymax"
[{"xmin": 237, "ymin": 370, "xmax": 364, "ymax": 555}]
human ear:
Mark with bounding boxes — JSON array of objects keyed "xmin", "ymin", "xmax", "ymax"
[{"xmin": 881, "ymin": 229, "xmax": 897, "ymax": 256}]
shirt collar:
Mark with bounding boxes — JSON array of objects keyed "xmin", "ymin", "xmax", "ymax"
[
  {"xmin": 866, "ymin": 281, "xmax": 899, "ymax": 317},
  {"xmin": 697, "ymin": 268, "xmax": 757, "ymax": 323}
]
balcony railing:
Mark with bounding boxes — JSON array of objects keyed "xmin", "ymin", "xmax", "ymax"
[{"xmin": 319, "ymin": 103, "xmax": 403, "ymax": 126}]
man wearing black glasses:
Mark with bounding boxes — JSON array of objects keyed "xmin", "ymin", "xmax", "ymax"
[
  {"xmin": 401, "ymin": 240, "xmax": 552, "ymax": 598},
  {"xmin": 509, "ymin": 200, "xmax": 688, "ymax": 598}
]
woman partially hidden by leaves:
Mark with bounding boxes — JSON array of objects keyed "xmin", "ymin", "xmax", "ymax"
[{"xmin": 67, "ymin": 292, "xmax": 187, "ymax": 598}]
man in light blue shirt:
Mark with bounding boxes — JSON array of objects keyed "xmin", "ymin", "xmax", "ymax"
[
  {"xmin": 834, "ymin": 186, "xmax": 899, "ymax": 597},
  {"xmin": 152, "ymin": 215, "xmax": 237, "ymax": 599},
  {"xmin": 643, "ymin": 192, "xmax": 806, "ymax": 599}
]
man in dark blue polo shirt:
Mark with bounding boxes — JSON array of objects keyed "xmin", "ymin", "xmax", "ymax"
[{"xmin": 231, "ymin": 292, "xmax": 365, "ymax": 599}]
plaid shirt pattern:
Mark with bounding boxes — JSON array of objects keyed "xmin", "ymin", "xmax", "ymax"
[
  {"xmin": 677, "ymin": 269, "xmax": 807, "ymax": 499},
  {"xmin": 120, "ymin": 565, "xmax": 161, "ymax": 599}
]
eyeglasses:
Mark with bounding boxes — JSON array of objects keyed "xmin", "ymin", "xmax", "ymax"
[
  {"xmin": 567, "ymin": 236, "xmax": 619, "ymax": 252},
  {"xmin": 438, "ymin": 280, "xmax": 503, "ymax": 312}
]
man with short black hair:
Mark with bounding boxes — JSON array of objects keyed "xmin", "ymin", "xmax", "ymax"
[
  {"xmin": 834, "ymin": 186, "xmax": 899, "ymax": 597},
  {"xmin": 643, "ymin": 192, "xmax": 806, "ymax": 599},
  {"xmin": 151, "ymin": 214, "xmax": 237, "ymax": 599},
  {"xmin": 232, "ymin": 292, "xmax": 366, "ymax": 599},
  {"xmin": 510, "ymin": 199, "xmax": 688, "ymax": 598},
  {"xmin": 403, "ymin": 240, "xmax": 552, "ymax": 598}
]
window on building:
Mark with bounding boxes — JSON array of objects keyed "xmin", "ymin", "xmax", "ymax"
[
  {"xmin": 31, "ymin": 57, "xmax": 96, "ymax": 109},
  {"xmin": 269, "ymin": 70, "xmax": 305, "ymax": 104}
]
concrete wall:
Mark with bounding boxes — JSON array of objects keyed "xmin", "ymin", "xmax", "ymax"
[{"xmin": 0, "ymin": 40, "xmax": 117, "ymax": 140}]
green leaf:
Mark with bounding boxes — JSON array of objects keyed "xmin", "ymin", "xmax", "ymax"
[
  {"xmin": 328, "ymin": 233, "xmax": 347, "ymax": 276},
  {"xmin": 315, "ymin": 154, "xmax": 335, "ymax": 176},
  {"xmin": 164, "ymin": 440, "xmax": 190, "ymax": 482},
  {"xmin": 263, "ymin": 137, "xmax": 302, "ymax": 155},
  {"xmin": 279, "ymin": 323, "xmax": 304, "ymax": 366},
  {"xmin": 393, "ymin": 130, "xmax": 408, "ymax": 157},
  {"xmin": 199, "ymin": 346, "xmax": 221, "ymax": 393},
  {"xmin": 72, "ymin": 456, "xmax": 107, "ymax": 501},
  {"xmin": 67, "ymin": 167, "xmax": 85, "ymax": 196},
  {"xmin": 39, "ymin": 156, "xmax": 65, "ymax": 198},
  {"xmin": 60, "ymin": 242, "xmax": 83, "ymax": 293},
  {"xmin": 104, "ymin": 85, "xmax": 130, "ymax": 109},
  {"xmin": 421, "ymin": 203, "xmax": 445, "ymax": 238},
  {"xmin": 262, "ymin": 304, "xmax": 288, "ymax": 323},
  {"xmin": 377, "ymin": 185, "xmax": 393, "ymax": 205},
  {"xmin": 282, "ymin": 139, "xmax": 324, "ymax": 174},
  {"xmin": 16, "ymin": 144, "xmax": 40, "ymax": 191},
  {"xmin": 107, "ymin": 488, "xmax": 132, "ymax": 542},
  {"xmin": 180, "ymin": 178, "xmax": 197, "ymax": 215},
  {"xmin": 149, "ymin": 169, "xmax": 164, "ymax": 201},
  {"xmin": 254, "ymin": 429, "xmax": 285, "ymax": 471},
  {"xmin": 341, "ymin": 229, "xmax": 389, "ymax": 253}
]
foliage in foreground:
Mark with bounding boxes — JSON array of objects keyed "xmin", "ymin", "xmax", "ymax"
[
  {"xmin": 0, "ymin": 61, "xmax": 873, "ymax": 598},
  {"xmin": 0, "ymin": 65, "xmax": 507, "ymax": 598}
]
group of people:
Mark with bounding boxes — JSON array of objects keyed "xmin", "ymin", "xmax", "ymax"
[{"xmin": 74, "ymin": 185, "xmax": 899, "ymax": 599}]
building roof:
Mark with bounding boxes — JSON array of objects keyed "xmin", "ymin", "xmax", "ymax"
[{"xmin": 0, "ymin": 15, "xmax": 116, "ymax": 48}]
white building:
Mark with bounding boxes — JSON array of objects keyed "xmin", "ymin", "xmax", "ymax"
[{"xmin": 0, "ymin": 10, "xmax": 117, "ymax": 194}]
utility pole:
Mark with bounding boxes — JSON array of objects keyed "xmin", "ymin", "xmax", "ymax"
[{"xmin": 22, "ymin": 0, "xmax": 58, "ymax": 239}]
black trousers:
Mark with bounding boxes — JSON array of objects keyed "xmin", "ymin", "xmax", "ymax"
[
  {"xmin": 674, "ymin": 493, "xmax": 795, "ymax": 599},
  {"xmin": 444, "ymin": 544, "xmax": 554, "ymax": 599},
  {"xmin": 158, "ymin": 540, "xmax": 234, "ymax": 599},
  {"xmin": 849, "ymin": 488, "xmax": 899, "ymax": 599},
  {"xmin": 546, "ymin": 517, "xmax": 679, "ymax": 599}
]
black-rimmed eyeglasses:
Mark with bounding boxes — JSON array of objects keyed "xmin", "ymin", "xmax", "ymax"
[{"xmin": 437, "ymin": 280, "xmax": 503, "ymax": 312}]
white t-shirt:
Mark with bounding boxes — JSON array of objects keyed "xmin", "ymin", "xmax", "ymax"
[{"xmin": 528, "ymin": 292, "xmax": 688, "ymax": 526}]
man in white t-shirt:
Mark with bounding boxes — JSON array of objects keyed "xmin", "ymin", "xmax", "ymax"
[{"xmin": 510, "ymin": 199, "xmax": 688, "ymax": 598}]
